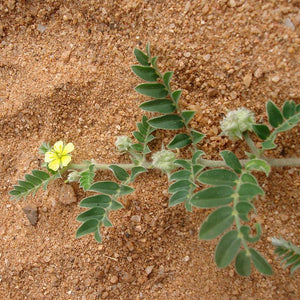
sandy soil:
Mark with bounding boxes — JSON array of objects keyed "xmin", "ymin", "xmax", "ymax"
[{"xmin": 0, "ymin": 0, "xmax": 299, "ymax": 299}]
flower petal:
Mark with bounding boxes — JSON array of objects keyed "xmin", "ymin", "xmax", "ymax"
[
  {"xmin": 61, "ymin": 155, "xmax": 71, "ymax": 167},
  {"xmin": 62, "ymin": 142, "xmax": 74, "ymax": 155},
  {"xmin": 45, "ymin": 151, "xmax": 58, "ymax": 162},
  {"xmin": 53, "ymin": 141, "xmax": 64, "ymax": 153},
  {"xmin": 48, "ymin": 159, "xmax": 60, "ymax": 171}
]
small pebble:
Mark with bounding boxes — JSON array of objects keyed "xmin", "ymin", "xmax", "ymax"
[
  {"xmin": 184, "ymin": 52, "xmax": 191, "ymax": 58},
  {"xmin": 207, "ymin": 88, "xmax": 218, "ymax": 98},
  {"xmin": 61, "ymin": 50, "xmax": 71, "ymax": 63},
  {"xmin": 243, "ymin": 73, "xmax": 252, "ymax": 88},
  {"xmin": 37, "ymin": 24, "xmax": 47, "ymax": 34},
  {"xmin": 131, "ymin": 215, "xmax": 141, "ymax": 223},
  {"xmin": 145, "ymin": 265, "xmax": 154, "ymax": 275},
  {"xmin": 183, "ymin": 256, "xmax": 190, "ymax": 262},
  {"xmin": 271, "ymin": 75, "xmax": 280, "ymax": 83},
  {"xmin": 110, "ymin": 275, "xmax": 118, "ymax": 284},
  {"xmin": 203, "ymin": 54, "xmax": 211, "ymax": 62},
  {"xmin": 228, "ymin": 0, "xmax": 236, "ymax": 8},
  {"xmin": 23, "ymin": 204, "xmax": 38, "ymax": 226},
  {"xmin": 284, "ymin": 18, "xmax": 295, "ymax": 31},
  {"xmin": 254, "ymin": 68, "xmax": 263, "ymax": 79},
  {"xmin": 59, "ymin": 184, "xmax": 77, "ymax": 205}
]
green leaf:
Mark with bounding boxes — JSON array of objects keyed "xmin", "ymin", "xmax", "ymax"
[
  {"xmin": 18, "ymin": 180, "xmax": 34, "ymax": 190},
  {"xmin": 174, "ymin": 159, "xmax": 191, "ymax": 170},
  {"xmin": 76, "ymin": 207, "xmax": 105, "ymax": 222},
  {"xmin": 245, "ymin": 159, "xmax": 270, "ymax": 176},
  {"xmin": 119, "ymin": 184, "xmax": 134, "ymax": 195},
  {"xmin": 146, "ymin": 43, "xmax": 151, "ymax": 57},
  {"xmin": 79, "ymin": 165, "xmax": 95, "ymax": 191},
  {"xmin": 76, "ymin": 219, "xmax": 98, "ymax": 238},
  {"xmin": 191, "ymin": 186, "xmax": 234, "ymax": 208},
  {"xmin": 172, "ymin": 90, "xmax": 182, "ymax": 104},
  {"xmin": 220, "ymin": 151, "xmax": 242, "ymax": 174},
  {"xmin": 238, "ymin": 183, "xmax": 264, "ymax": 201},
  {"xmin": 168, "ymin": 180, "xmax": 195, "ymax": 194},
  {"xmin": 13, "ymin": 185, "xmax": 28, "ymax": 193},
  {"xmin": 135, "ymin": 83, "xmax": 168, "ymax": 98},
  {"xmin": 168, "ymin": 133, "xmax": 192, "ymax": 149},
  {"xmin": 193, "ymin": 165, "xmax": 204, "ymax": 177},
  {"xmin": 109, "ymin": 165, "xmax": 129, "ymax": 181},
  {"xmin": 282, "ymin": 100, "xmax": 296, "ymax": 119},
  {"xmin": 262, "ymin": 139, "xmax": 277, "ymax": 150},
  {"xmin": 102, "ymin": 215, "xmax": 113, "ymax": 227},
  {"xmin": 249, "ymin": 248, "xmax": 273, "ymax": 275},
  {"xmin": 252, "ymin": 124, "xmax": 270, "ymax": 140},
  {"xmin": 79, "ymin": 194, "xmax": 111, "ymax": 208},
  {"xmin": 139, "ymin": 99, "xmax": 176, "ymax": 113},
  {"xmin": 163, "ymin": 71, "xmax": 173, "ymax": 87},
  {"xmin": 236, "ymin": 202, "xmax": 256, "ymax": 221},
  {"xmin": 169, "ymin": 190, "xmax": 187, "ymax": 207},
  {"xmin": 24, "ymin": 174, "xmax": 42, "ymax": 185},
  {"xmin": 133, "ymin": 131, "xmax": 145, "ymax": 143},
  {"xmin": 192, "ymin": 150, "xmax": 205, "ymax": 164},
  {"xmin": 148, "ymin": 114, "xmax": 184, "ymax": 130},
  {"xmin": 240, "ymin": 224, "xmax": 261, "ymax": 243},
  {"xmin": 137, "ymin": 122, "xmax": 147, "ymax": 135},
  {"xmin": 199, "ymin": 206, "xmax": 234, "ymax": 240},
  {"xmin": 131, "ymin": 65, "xmax": 158, "ymax": 82},
  {"xmin": 89, "ymin": 181, "xmax": 120, "ymax": 195},
  {"xmin": 241, "ymin": 173, "xmax": 258, "ymax": 185},
  {"xmin": 94, "ymin": 227, "xmax": 102, "ymax": 243},
  {"xmin": 198, "ymin": 169, "xmax": 238, "ymax": 187},
  {"xmin": 130, "ymin": 166, "xmax": 147, "ymax": 181},
  {"xmin": 170, "ymin": 170, "xmax": 192, "ymax": 181},
  {"xmin": 130, "ymin": 143, "xmax": 143, "ymax": 152},
  {"xmin": 191, "ymin": 130, "xmax": 205, "ymax": 144},
  {"xmin": 181, "ymin": 110, "xmax": 195, "ymax": 125},
  {"xmin": 110, "ymin": 200, "xmax": 124, "ymax": 210},
  {"xmin": 267, "ymin": 100, "xmax": 283, "ymax": 128},
  {"xmin": 215, "ymin": 230, "xmax": 241, "ymax": 268},
  {"xmin": 235, "ymin": 250, "xmax": 251, "ymax": 276},
  {"xmin": 151, "ymin": 56, "xmax": 158, "ymax": 68},
  {"xmin": 31, "ymin": 170, "xmax": 50, "ymax": 180},
  {"xmin": 134, "ymin": 48, "xmax": 149, "ymax": 66}
]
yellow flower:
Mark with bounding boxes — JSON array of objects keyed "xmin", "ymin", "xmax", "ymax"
[{"xmin": 45, "ymin": 141, "xmax": 74, "ymax": 171}]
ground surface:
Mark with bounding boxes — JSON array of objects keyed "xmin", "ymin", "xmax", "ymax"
[{"xmin": 0, "ymin": 0, "xmax": 300, "ymax": 299}]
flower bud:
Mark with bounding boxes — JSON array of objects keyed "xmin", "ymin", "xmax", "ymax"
[
  {"xmin": 115, "ymin": 136, "xmax": 132, "ymax": 152},
  {"xmin": 220, "ymin": 107, "xmax": 255, "ymax": 140},
  {"xmin": 152, "ymin": 150, "xmax": 176, "ymax": 173},
  {"xmin": 67, "ymin": 171, "xmax": 80, "ymax": 182}
]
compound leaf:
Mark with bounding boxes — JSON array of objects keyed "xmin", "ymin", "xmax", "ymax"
[
  {"xmin": 76, "ymin": 219, "xmax": 98, "ymax": 239},
  {"xmin": 79, "ymin": 194, "xmax": 111, "ymax": 208},
  {"xmin": 89, "ymin": 181, "xmax": 120, "ymax": 195},
  {"xmin": 168, "ymin": 133, "xmax": 192, "ymax": 149},
  {"xmin": 199, "ymin": 206, "xmax": 234, "ymax": 240},
  {"xmin": 215, "ymin": 230, "xmax": 241, "ymax": 268},
  {"xmin": 134, "ymin": 48, "xmax": 149, "ymax": 66},
  {"xmin": 191, "ymin": 186, "xmax": 234, "ymax": 208},
  {"xmin": 131, "ymin": 65, "xmax": 158, "ymax": 82},
  {"xmin": 109, "ymin": 165, "xmax": 129, "ymax": 181},
  {"xmin": 220, "ymin": 151, "xmax": 242, "ymax": 174},
  {"xmin": 249, "ymin": 248, "xmax": 273, "ymax": 275},
  {"xmin": 235, "ymin": 250, "xmax": 251, "ymax": 276},
  {"xmin": 135, "ymin": 83, "xmax": 168, "ymax": 98},
  {"xmin": 148, "ymin": 114, "xmax": 184, "ymax": 130},
  {"xmin": 198, "ymin": 169, "xmax": 238, "ymax": 187},
  {"xmin": 140, "ymin": 99, "xmax": 176, "ymax": 113},
  {"xmin": 267, "ymin": 100, "xmax": 283, "ymax": 128}
]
